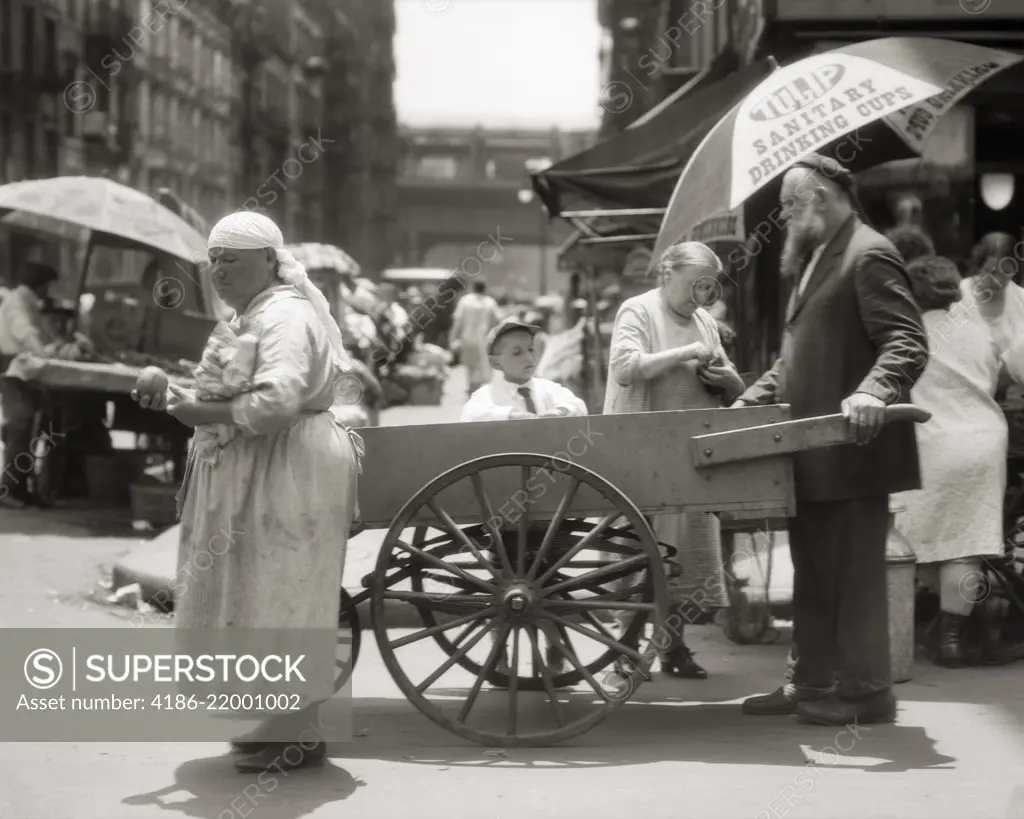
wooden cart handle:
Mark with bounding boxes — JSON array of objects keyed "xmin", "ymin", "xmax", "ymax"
[{"xmin": 691, "ymin": 403, "xmax": 931, "ymax": 468}]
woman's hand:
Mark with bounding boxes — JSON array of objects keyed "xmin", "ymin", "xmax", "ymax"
[
  {"xmin": 699, "ymin": 364, "xmax": 746, "ymax": 402},
  {"xmin": 131, "ymin": 383, "xmax": 188, "ymax": 416},
  {"xmin": 132, "ymin": 387, "xmax": 168, "ymax": 411},
  {"xmin": 677, "ymin": 342, "xmax": 715, "ymax": 365},
  {"xmin": 165, "ymin": 387, "xmax": 208, "ymax": 427}
]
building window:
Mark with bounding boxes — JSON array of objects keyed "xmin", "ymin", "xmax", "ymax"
[
  {"xmin": 168, "ymin": 15, "xmax": 178, "ymax": 68},
  {"xmin": 0, "ymin": 113, "xmax": 11, "ymax": 181},
  {"xmin": 152, "ymin": 90, "xmax": 164, "ymax": 140},
  {"xmin": 43, "ymin": 17, "xmax": 57, "ymax": 81},
  {"xmin": 22, "ymin": 3, "xmax": 36, "ymax": 76},
  {"xmin": 0, "ymin": 0, "xmax": 12, "ymax": 70},
  {"xmin": 44, "ymin": 130, "xmax": 59, "ymax": 177},
  {"xmin": 136, "ymin": 81, "xmax": 149, "ymax": 140},
  {"xmin": 25, "ymin": 121, "xmax": 35, "ymax": 177}
]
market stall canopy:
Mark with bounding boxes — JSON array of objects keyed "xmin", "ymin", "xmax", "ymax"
[
  {"xmin": 531, "ymin": 52, "xmax": 775, "ymax": 218},
  {"xmin": 0, "ymin": 176, "xmax": 206, "ymax": 262},
  {"xmin": 285, "ymin": 242, "xmax": 361, "ymax": 278}
]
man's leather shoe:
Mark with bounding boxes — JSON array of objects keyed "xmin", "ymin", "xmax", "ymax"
[
  {"xmin": 796, "ymin": 691, "xmax": 896, "ymax": 726},
  {"xmin": 742, "ymin": 684, "xmax": 832, "ymax": 716}
]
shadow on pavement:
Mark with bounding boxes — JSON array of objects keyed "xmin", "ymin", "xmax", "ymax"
[
  {"xmin": 121, "ymin": 752, "xmax": 361, "ymax": 819},
  {"xmin": 340, "ymin": 693, "xmax": 955, "ymax": 773},
  {"xmin": 0, "ymin": 501, "xmax": 139, "ymax": 539}
]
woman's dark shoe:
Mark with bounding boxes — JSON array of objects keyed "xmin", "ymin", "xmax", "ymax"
[
  {"xmin": 230, "ymin": 739, "xmax": 268, "ymax": 754},
  {"xmin": 229, "ymin": 727, "xmax": 271, "ymax": 754},
  {"xmin": 234, "ymin": 741, "xmax": 326, "ymax": 773},
  {"xmin": 661, "ymin": 646, "xmax": 707, "ymax": 679},
  {"xmin": 935, "ymin": 611, "xmax": 969, "ymax": 668}
]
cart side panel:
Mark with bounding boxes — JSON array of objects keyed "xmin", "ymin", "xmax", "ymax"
[{"xmin": 358, "ymin": 405, "xmax": 795, "ymax": 528}]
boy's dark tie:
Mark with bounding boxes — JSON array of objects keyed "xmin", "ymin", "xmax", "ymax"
[{"xmin": 517, "ymin": 386, "xmax": 537, "ymax": 414}]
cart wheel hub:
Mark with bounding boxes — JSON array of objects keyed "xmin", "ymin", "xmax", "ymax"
[{"xmin": 500, "ymin": 585, "xmax": 537, "ymax": 622}]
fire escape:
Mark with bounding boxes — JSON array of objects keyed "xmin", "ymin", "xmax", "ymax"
[{"xmin": 80, "ymin": 0, "xmax": 137, "ymax": 180}]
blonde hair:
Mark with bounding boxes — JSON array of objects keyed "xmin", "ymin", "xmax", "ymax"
[{"xmin": 654, "ymin": 241, "xmax": 723, "ymax": 279}]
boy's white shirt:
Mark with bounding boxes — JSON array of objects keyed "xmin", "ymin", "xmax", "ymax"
[{"xmin": 461, "ymin": 372, "xmax": 588, "ymax": 422}]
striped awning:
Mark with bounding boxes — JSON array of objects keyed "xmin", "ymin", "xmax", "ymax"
[{"xmin": 284, "ymin": 242, "xmax": 361, "ymax": 278}]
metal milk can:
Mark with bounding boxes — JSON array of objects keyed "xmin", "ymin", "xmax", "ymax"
[{"xmin": 886, "ymin": 503, "xmax": 917, "ymax": 684}]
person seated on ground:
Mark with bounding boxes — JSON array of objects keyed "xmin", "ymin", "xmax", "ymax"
[{"xmin": 460, "ymin": 318, "xmax": 588, "ymax": 684}]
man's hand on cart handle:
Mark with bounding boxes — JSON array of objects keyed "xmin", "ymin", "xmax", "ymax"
[{"xmin": 840, "ymin": 393, "xmax": 932, "ymax": 446}]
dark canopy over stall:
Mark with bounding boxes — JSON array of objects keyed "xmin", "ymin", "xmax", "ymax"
[{"xmin": 532, "ymin": 52, "xmax": 775, "ymax": 220}]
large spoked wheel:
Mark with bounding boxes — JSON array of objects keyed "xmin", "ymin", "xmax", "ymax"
[
  {"xmin": 409, "ymin": 522, "xmax": 653, "ymax": 690},
  {"xmin": 370, "ymin": 453, "xmax": 668, "ymax": 747},
  {"xmin": 335, "ymin": 587, "xmax": 361, "ymax": 692},
  {"xmin": 27, "ymin": 404, "xmax": 67, "ymax": 508}
]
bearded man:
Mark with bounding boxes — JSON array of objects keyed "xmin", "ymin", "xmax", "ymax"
[{"xmin": 733, "ymin": 154, "xmax": 929, "ymax": 725}]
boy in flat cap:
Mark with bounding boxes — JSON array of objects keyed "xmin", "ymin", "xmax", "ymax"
[{"xmin": 460, "ymin": 318, "xmax": 587, "ymax": 422}]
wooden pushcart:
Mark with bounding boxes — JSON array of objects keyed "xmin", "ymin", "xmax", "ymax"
[{"xmin": 335, "ymin": 403, "xmax": 929, "ymax": 747}]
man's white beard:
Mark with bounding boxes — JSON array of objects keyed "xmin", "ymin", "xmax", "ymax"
[{"xmin": 780, "ymin": 224, "xmax": 822, "ymax": 282}]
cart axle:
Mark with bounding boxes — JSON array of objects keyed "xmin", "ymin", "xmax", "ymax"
[{"xmin": 500, "ymin": 583, "xmax": 539, "ymax": 623}]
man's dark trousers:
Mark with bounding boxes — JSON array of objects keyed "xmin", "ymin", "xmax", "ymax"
[{"xmin": 785, "ymin": 497, "xmax": 891, "ymax": 699}]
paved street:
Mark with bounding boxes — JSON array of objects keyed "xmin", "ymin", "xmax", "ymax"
[{"xmin": 2, "ymin": 371, "xmax": 1024, "ymax": 818}]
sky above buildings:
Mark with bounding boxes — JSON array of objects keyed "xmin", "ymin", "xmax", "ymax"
[{"xmin": 394, "ymin": 0, "xmax": 602, "ymax": 130}]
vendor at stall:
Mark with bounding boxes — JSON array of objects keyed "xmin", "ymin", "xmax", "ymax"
[{"xmin": 0, "ymin": 262, "xmax": 60, "ymax": 505}]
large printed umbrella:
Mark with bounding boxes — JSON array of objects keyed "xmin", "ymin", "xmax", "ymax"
[
  {"xmin": 0, "ymin": 176, "xmax": 206, "ymax": 261},
  {"xmin": 652, "ymin": 38, "xmax": 1023, "ymax": 262}
]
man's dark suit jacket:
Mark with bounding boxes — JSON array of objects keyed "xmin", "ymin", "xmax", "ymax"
[{"xmin": 738, "ymin": 216, "xmax": 929, "ymax": 502}]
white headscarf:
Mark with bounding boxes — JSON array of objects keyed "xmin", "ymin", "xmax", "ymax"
[{"xmin": 207, "ymin": 211, "xmax": 350, "ymax": 374}]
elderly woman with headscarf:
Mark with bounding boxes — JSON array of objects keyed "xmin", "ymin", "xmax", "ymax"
[
  {"xmin": 604, "ymin": 241, "xmax": 746, "ymax": 678},
  {"xmin": 893, "ymin": 255, "xmax": 1009, "ymax": 667},
  {"xmin": 134, "ymin": 212, "xmax": 362, "ymax": 772}
]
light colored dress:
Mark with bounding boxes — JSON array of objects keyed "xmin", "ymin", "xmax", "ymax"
[
  {"xmin": 175, "ymin": 284, "xmax": 362, "ymax": 703},
  {"xmin": 894, "ymin": 309, "xmax": 1006, "ymax": 564},
  {"xmin": 604, "ymin": 287, "xmax": 729, "ymax": 610},
  {"xmin": 451, "ymin": 293, "xmax": 501, "ymax": 390}
]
